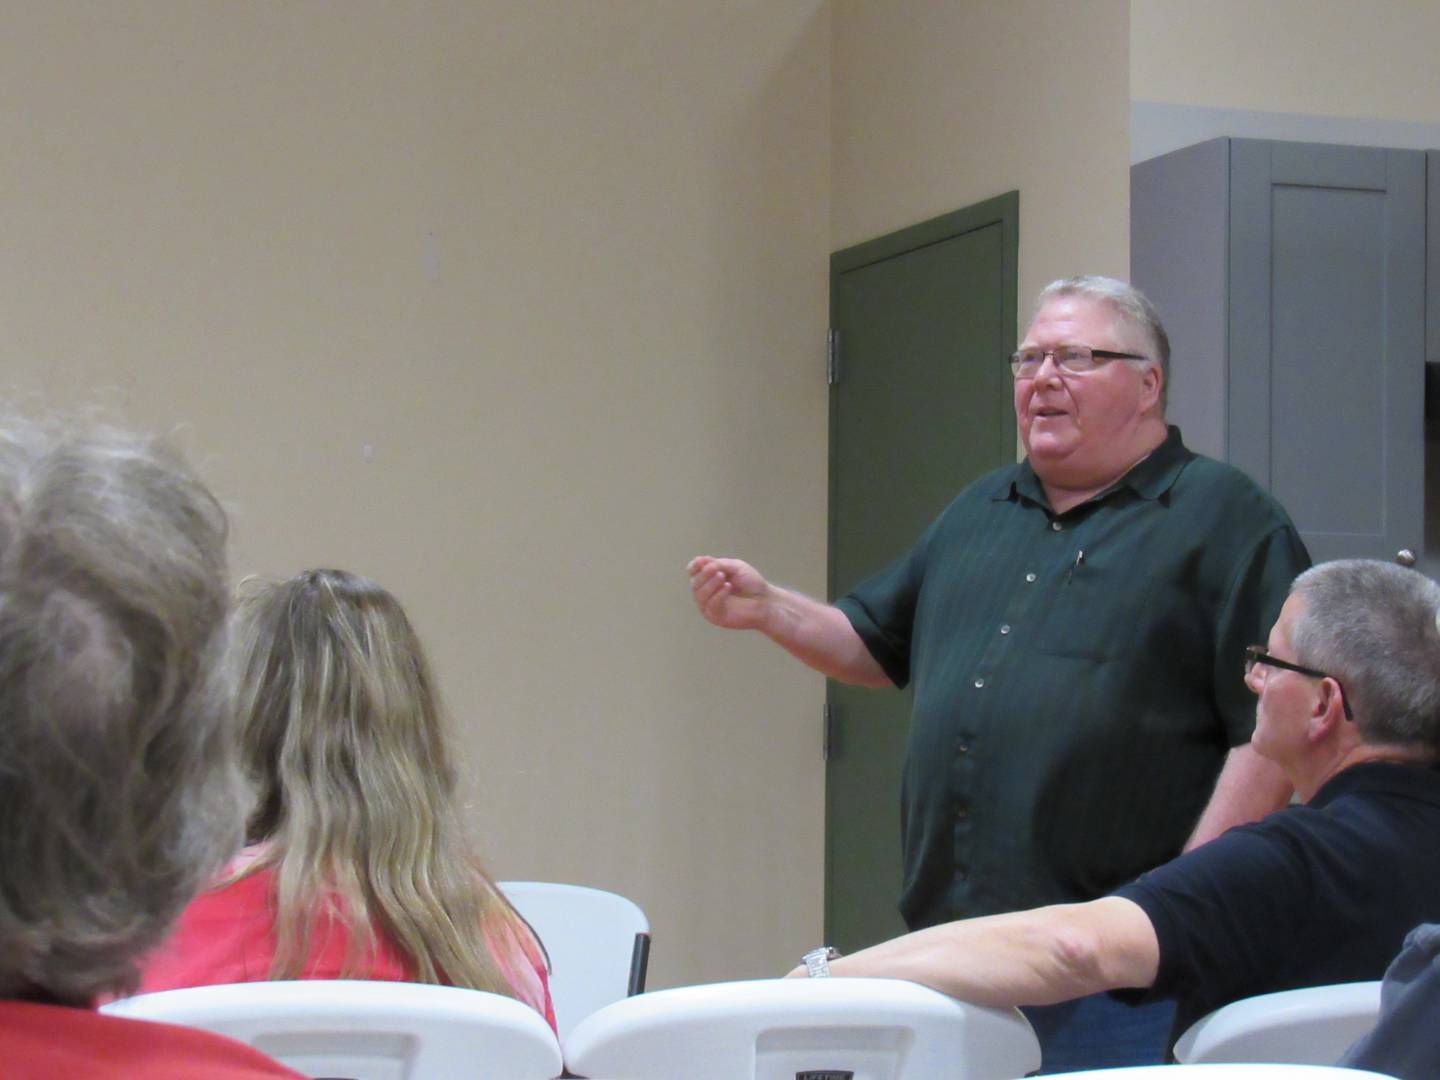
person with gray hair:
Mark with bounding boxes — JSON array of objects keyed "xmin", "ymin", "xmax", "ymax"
[
  {"xmin": 1285, "ymin": 559, "xmax": 1440, "ymax": 752},
  {"xmin": 690, "ymin": 275, "xmax": 1310, "ymax": 1070},
  {"xmin": 1034, "ymin": 275, "xmax": 1172, "ymax": 403},
  {"xmin": 691, "ymin": 275, "xmax": 1313, "ymax": 1071},
  {"xmin": 795, "ymin": 559, "xmax": 1440, "ymax": 1062},
  {"xmin": 0, "ymin": 416, "xmax": 301, "ymax": 1078}
]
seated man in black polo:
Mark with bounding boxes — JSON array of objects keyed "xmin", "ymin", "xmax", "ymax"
[{"xmin": 791, "ymin": 559, "xmax": 1440, "ymax": 1055}]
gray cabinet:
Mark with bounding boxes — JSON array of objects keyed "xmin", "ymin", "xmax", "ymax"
[{"xmin": 1132, "ymin": 137, "xmax": 1430, "ymax": 566}]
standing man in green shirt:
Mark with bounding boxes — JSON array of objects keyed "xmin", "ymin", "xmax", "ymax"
[{"xmin": 687, "ymin": 275, "xmax": 1310, "ymax": 1071}]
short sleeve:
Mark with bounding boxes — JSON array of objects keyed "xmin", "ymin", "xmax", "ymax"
[
  {"xmin": 833, "ymin": 514, "xmax": 942, "ymax": 689},
  {"xmin": 1112, "ymin": 816, "xmax": 1313, "ymax": 1011}
]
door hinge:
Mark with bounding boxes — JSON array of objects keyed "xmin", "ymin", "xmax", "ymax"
[
  {"xmin": 822, "ymin": 701, "xmax": 835, "ymax": 761},
  {"xmin": 826, "ymin": 328, "xmax": 840, "ymax": 385}
]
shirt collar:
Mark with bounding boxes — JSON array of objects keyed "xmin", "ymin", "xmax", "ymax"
[
  {"xmin": 1309, "ymin": 758, "xmax": 1440, "ymax": 810},
  {"xmin": 996, "ymin": 425, "xmax": 1189, "ymax": 510}
]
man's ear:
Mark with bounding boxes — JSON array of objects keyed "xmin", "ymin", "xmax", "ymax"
[
  {"xmin": 1139, "ymin": 362, "xmax": 1163, "ymax": 413},
  {"xmin": 1307, "ymin": 677, "xmax": 1348, "ymax": 742}
]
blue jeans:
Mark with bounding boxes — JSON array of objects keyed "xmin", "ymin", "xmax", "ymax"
[{"xmin": 1020, "ymin": 992, "xmax": 1175, "ymax": 1074}]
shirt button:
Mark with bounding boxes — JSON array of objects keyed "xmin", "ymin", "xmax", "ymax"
[
  {"xmin": 999, "ymin": 624, "xmax": 1011, "ymax": 635},
  {"xmin": 956, "ymin": 739, "xmax": 969, "ymax": 755},
  {"xmin": 973, "ymin": 677, "xmax": 985, "ymax": 689},
  {"xmin": 1025, "ymin": 572, "xmax": 1037, "ymax": 583},
  {"xmin": 1051, "ymin": 521, "xmax": 1062, "ymax": 531},
  {"xmin": 956, "ymin": 804, "xmax": 970, "ymax": 820}
]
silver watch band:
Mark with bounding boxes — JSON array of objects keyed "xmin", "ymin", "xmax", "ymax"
[{"xmin": 802, "ymin": 946, "xmax": 840, "ymax": 978}]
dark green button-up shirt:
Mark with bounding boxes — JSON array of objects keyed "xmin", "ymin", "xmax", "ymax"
[{"xmin": 836, "ymin": 428, "xmax": 1311, "ymax": 929}]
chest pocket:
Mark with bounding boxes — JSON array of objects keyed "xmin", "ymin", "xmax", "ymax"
[{"xmin": 1031, "ymin": 558, "xmax": 1158, "ymax": 662}]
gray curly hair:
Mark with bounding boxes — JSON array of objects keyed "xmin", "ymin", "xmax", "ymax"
[{"xmin": 0, "ymin": 415, "xmax": 247, "ymax": 1004}]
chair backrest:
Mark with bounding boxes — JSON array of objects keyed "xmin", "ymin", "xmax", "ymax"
[
  {"xmin": 1035, "ymin": 1067, "xmax": 1395, "ymax": 1079},
  {"xmin": 1172, "ymin": 982, "xmax": 1383, "ymax": 1066},
  {"xmin": 562, "ymin": 977, "xmax": 1041, "ymax": 1080},
  {"xmin": 101, "ymin": 980, "xmax": 563, "ymax": 1080},
  {"xmin": 499, "ymin": 880, "xmax": 650, "ymax": 1041}
]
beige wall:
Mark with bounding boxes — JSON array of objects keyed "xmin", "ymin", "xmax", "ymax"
[
  {"xmin": 832, "ymin": 0, "xmax": 1132, "ymax": 316},
  {"xmin": 1133, "ymin": 0, "xmax": 1440, "ymax": 121},
  {"xmin": 1, "ymin": 0, "xmax": 1148, "ymax": 997},
  {"xmin": 0, "ymin": 1, "xmax": 830, "ymax": 990}
]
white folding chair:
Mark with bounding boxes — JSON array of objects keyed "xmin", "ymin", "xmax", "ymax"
[
  {"xmin": 1033, "ymin": 1067, "xmax": 1394, "ymax": 1079},
  {"xmin": 101, "ymin": 979, "xmax": 562, "ymax": 1080},
  {"xmin": 1172, "ymin": 982, "xmax": 1383, "ymax": 1066},
  {"xmin": 562, "ymin": 977, "xmax": 1041, "ymax": 1080},
  {"xmin": 499, "ymin": 880, "xmax": 649, "ymax": 1041}
]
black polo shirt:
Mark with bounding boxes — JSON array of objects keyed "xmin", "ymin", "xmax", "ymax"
[
  {"xmin": 1114, "ymin": 761, "xmax": 1440, "ymax": 1037},
  {"xmin": 837, "ymin": 428, "xmax": 1310, "ymax": 928}
]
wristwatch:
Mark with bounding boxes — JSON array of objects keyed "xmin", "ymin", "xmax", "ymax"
[{"xmin": 801, "ymin": 946, "xmax": 840, "ymax": 978}]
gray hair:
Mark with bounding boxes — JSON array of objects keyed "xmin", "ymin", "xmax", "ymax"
[
  {"xmin": 0, "ymin": 415, "xmax": 246, "ymax": 1003},
  {"xmin": 1035, "ymin": 275, "xmax": 1172, "ymax": 402},
  {"xmin": 1288, "ymin": 559, "xmax": 1440, "ymax": 751}
]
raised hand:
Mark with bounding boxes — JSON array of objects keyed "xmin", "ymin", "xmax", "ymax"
[
  {"xmin": 685, "ymin": 555, "xmax": 889, "ymax": 687},
  {"xmin": 687, "ymin": 555, "xmax": 773, "ymax": 632}
]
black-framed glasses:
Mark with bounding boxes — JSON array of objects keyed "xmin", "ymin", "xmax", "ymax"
[
  {"xmin": 1010, "ymin": 345, "xmax": 1149, "ymax": 378},
  {"xmin": 1244, "ymin": 645, "xmax": 1354, "ymax": 721}
]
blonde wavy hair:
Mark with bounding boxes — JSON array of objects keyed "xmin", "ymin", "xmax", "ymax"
[{"xmin": 228, "ymin": 568, "xmax": 537, "ymax": 994}]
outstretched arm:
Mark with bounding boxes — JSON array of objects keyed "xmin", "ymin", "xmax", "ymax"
[
  {"xmin": 687, "ymin": 556, "xmax": 892, "ymax": 688},
  {"xmin": 788, "ymin": 898, "xmax": 1159, "ymax": 1008},
  {"xmin": 1184, "ymin": 742, "xmax": 1292, "ymax": 851}
]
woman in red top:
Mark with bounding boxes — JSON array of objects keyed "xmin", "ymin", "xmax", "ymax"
[{"xmin": 140, "ymin": 569, "xmax": 555, "ymax": 1032}]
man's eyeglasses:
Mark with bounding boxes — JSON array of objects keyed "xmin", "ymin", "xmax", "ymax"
[
  {"xmin": 1244, "ymin": 645, "xmax": 1354, "ymax": 721},
  {"xmin": 1010, "ymin": 345, "xmax": 1149, "ymax": 379}
]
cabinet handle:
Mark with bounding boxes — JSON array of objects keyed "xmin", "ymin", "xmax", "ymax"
[{"xmin": 1396, "ymin": 549, "xmax": 1417, "ymax": 567}]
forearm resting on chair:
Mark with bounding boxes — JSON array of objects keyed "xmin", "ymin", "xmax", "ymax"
[{"xmin": 800, "ymin": 898, "xmax": 1160, "ymax": 1009}]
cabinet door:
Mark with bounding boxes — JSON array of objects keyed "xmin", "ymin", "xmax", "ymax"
[
  {"xmin": 1130, "ymin": 137, "xmax": 1230, "ymax": 461},
  {"xmin": 1228, "ymin": 140, "xmax": 1426, "ymax": 563}
]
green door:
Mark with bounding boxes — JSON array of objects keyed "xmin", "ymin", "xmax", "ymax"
[{"xmin": 826, "ymin": 193, "xmax": 1018, "ymax": 951}]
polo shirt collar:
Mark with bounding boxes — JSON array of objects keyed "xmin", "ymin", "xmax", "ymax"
[
  {"xmin": 1310, "ymin": 759, "xmax": 1440, "ymax": 810},
  {"xmin": 997, "ymin": 425, "xmax": 1189, "ymax": 509}
]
